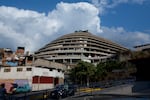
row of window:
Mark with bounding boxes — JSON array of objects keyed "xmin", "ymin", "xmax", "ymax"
[
  {"xmin": 1, "ymin": 67, "xmax": 64, "ymax": 73},
  {"xmin": 2, "ymin": 67, "xmax": 32, "ymax": 72}
]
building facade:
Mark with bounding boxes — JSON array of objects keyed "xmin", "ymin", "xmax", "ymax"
[
  {"xmin": 35, "ymin": 31, "xmax": 128, "ymax": 68},
  {"xmin": 0, "ymin": 65, "xmax": 64, "ymax": 92},
  {"xmin": 134, "ymin": 44, "xmax": 150, "ymax": 51},
  {"xmin": 0, "ymin": 47, "xmax": 34, "ymax": 67},
  {"xmin": 0, "ymin": 47, "xmax": 66, "ymax": 93}
]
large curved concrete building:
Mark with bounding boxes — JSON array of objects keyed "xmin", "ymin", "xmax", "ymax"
[{"xmin": 35, "ymin": 30, "xmax": 128, "ymax": 68}]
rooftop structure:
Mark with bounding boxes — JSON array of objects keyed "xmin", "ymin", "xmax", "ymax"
[
  {"xmin": 35, "ymin": 31, "xmax": 128, "ymax": 68},
  {"xmin": 0, "ymin": 47, "xmax": 33, "ymax": 66},
  {"xmin": 34, "ymin": 58, "xmax": 66, "ymax": 70},
  {"xmin": 134, "ymin": 44, "xmax": 150, "ymax": 51}
]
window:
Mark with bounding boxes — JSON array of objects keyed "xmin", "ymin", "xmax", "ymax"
[
  {"xmin": 58, "ymin": 69, "xmax": 61, "ymax": 72},
  {"xmin": 49, "ymin": 68, "xmax": 53, "ymax": 71},
  {"xmin": 4, "ymin": 68, "xmax": 11, "ymax": 72},
  {"xmin": 17, "ymin": 68, "xmax": 23, "ymax": 72},
  {"xmin": 26, "ymin": 68, "xmax": 32, "ymax": 71}
]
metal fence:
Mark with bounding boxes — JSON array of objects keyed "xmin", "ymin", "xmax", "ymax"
[
  {"xmin": 76, "ymin": 79, "xmax": 135, "ymax": 95},
  {"xmin": 5, "ymin": 79, "xmax": 135, "ymax": 100}
]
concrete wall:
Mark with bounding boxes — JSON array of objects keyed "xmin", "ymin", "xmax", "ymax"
[
  {"xmin": 100, "ymin": 84, "xmax": 133, "ymax": 95},
  {"xmin": 32, "ymin": 67, "xmax": 64, "ymax": 78},
  {"xmin": 0, "ymin": 66, "xmax": 64, "ymax": 80},
  {"xmin": 0, "ymin": 66, "xmax": 32, "ymax": 80},
  {"xmin": 0, "ymin": 66, "xmax": 64, "ymax": 91},
  {"xmin": 32, "ymin": 84, "xmax": 54, "ymax": 91}
]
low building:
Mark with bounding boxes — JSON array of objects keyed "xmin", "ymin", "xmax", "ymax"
[
  {"xmin": 134, "ymin": 44, "xmax": 150, "ymax": 51},
  {"xmin": 0, "ymin": 47, "xmax": 35, "ymax": 67},
  {"xmin": 0, "ymin": 59, "xmax": 66, "ymax": 93}
]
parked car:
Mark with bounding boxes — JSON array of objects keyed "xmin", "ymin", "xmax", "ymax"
[
  {"xmin": 13, "ymin": 84, "xmax": 31, "ymax": 93},
  {"xmin": 50, "ymin": 84, "xmax": 75, "ymax": 99}
]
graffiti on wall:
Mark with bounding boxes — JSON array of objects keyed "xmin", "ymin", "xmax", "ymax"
[
  {"xmin": 0, "ymin": 79, "xmax": 31, "ymax": 93},
  {"xmin": 6, "ymin": 61, "xmax": 18, "ymax": 66}
]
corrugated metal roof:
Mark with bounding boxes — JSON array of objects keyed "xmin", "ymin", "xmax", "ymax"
[{"xmin": 33, "ymin": 59, "xmax": 66, "ymax": 70}]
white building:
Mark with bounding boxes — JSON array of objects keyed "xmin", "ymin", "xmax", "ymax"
[{"xmin": 0, "ymin": 59, "xmax": 66, "ymax": 92}]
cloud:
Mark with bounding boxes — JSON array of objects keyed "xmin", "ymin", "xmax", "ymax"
[
  {"xmin": 48, "ymin": 2, "xmax": 101, "ymax": 33},
  {"xmin": 99, "ymin": 26, "xmax": 150, "ymax": 49},
  {"xmin": 91, "ymin": 0, "xmax": 147, "ymax": 14},
  {"xmin": 0, "ymin": 2, "xmax": 149, "ymax": 52},
  {"xmin": 0, "ymin": 6, "xmax": 51, "ymax": 52},
  {"xmin": 0, "ymin": 2, "xmax": 101, "ymax": 52}
]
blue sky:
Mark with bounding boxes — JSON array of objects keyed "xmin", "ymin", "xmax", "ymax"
[
  {"xmin": 101, "ymin": 2, "xmax": 150, "ymax": 32},
  {"xmin": 0, "ymin": 0, "xmax": 150, "ymax": 52}
]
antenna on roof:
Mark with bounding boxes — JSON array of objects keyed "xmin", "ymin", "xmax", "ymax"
[
  {"xmin": 74, "ymin": 30, "xmax": 88, "ymax": 32},
  {"xmin": 82, "ymin": 30, "xmax": 88, "ymax": 32}
]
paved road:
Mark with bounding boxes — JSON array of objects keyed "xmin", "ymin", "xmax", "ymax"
[
  {"xmin": 59, "ymin": 84, "xmax": 150, "ymax": 100},
  {"xmin": 8, "ymin": 83, "xmax": 150, "ymax": 100}
]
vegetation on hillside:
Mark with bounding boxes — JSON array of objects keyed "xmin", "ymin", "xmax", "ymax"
[
  {"xmin": 69, "ymin": 60, "xmax": 136, "ymax": 85},
  {"xmin": 131, "ymin": 50, "xmax": 150, "ymax": 59}
]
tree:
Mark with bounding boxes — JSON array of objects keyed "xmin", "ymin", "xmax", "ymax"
[
  {"xmin": 69, "ymin": 60, "xmax": 136, "ymax": 84},
  {"xmin": 96, "ymin": 60, "xmax": 136, "ymax": 81},
  {"xmin": 96, "ymin": 62, "xmax": 107, "ymax": 81},
  {"xmin": 69, "ymin": 61, "xmax": 96, "ymax": 86}
]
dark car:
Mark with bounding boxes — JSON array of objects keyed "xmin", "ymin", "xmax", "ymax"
[{"xmin": 50, "ymin": 84, "xmax": 75, "ymax": 99}]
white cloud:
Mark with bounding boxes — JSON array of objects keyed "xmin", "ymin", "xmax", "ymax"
[
  {"xmin": 91, "ymin": 0, "xmax": 147, "ymax": 14},
  {"xmin": 48, "ymin": 2, "xmax": 101, "ymax": 33},
  {"xmin": 0, "ymin": 6, "xmax": 51, "ymax": 52},
  {"xmin": 0, "ymin": 2, "xmax": 101, "ymax": 52},
  {"xmin": 99, "ymin": 26, "xmax": 150, "ymax": 49},
  {"xmin": 0, "ymin": 2, "xmax": 149, "ymax": 52}
]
